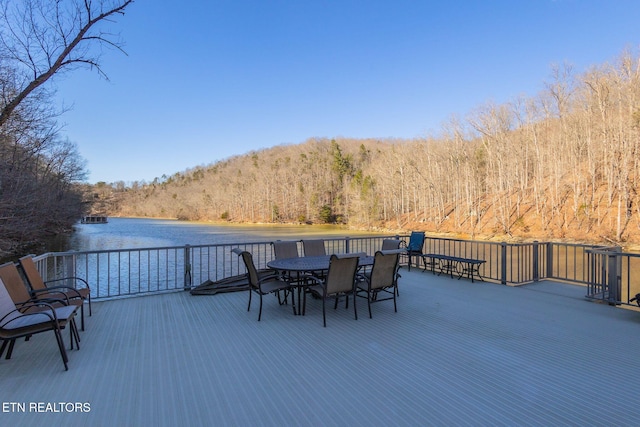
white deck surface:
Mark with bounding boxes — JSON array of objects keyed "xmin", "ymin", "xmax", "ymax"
[{"xmin": 2, "ymin": 268, "xmax": 640, "ymax": 427}]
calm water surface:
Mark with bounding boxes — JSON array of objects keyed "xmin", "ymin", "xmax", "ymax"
[{"xmin": 68, "ymin": 218, "xmax": 382, "ymax": 252}]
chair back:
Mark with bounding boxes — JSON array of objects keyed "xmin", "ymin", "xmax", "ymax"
[
  {"xmin": 0, "ymin": 262, "xmax": 32, "ymax": 304},
  {"xmin": 369, "ymin": 251, "xmax": 400, "ymax": 290},
  {"xmin": 18, "ymin": 256, "xmax": 47, "ymax": 291},
  {"xmin": 302, "ymin": 239, "xmax": 326, "ymax": 256},
  {"xmin": 325, "ymin": 255, "xmax": 359, "ymax": 295},
  {"xmin": 237, "ymin": 251, "xmax": 259, "ymax": 290},
  {"xmin": 407, "ymin": 231, "xmax": 425, "ymax": 252},
  {"xmin": 0, "ymin": 278, "xmax": 20, "ymax": 326},
  {"xmin": 381, "ymin": 239, "xmax": 401, "ymax": 250},
  {"xmin": 272, "ymin": 241, "xmax": 299, "ymax": 259}
]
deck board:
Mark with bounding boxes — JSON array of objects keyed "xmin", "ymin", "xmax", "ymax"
[{"xmin": 2, "ymin": 269, "xmax": 640, "ymax": 426}]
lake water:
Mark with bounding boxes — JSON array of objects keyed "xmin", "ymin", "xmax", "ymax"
[{"xmin": 67, "ymin": 217, "xmax": 383, "ymax": 252}]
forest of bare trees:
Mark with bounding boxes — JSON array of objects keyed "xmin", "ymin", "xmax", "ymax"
[{"xmin": 105, "ymin": 49, "xmax": 640, "ymax": 246}]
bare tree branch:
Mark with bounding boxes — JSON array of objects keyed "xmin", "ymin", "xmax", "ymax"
[{"xmin": 0, "ymin": 0, "xmax": 134, "ymax": 128}]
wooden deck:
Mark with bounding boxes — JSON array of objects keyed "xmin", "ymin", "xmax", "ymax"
[{"xmin": 2, "ymin": 268, "xmax": 640, "ymax": 426}]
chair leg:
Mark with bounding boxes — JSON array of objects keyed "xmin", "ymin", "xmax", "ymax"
[
  {"xmin": 53, "ymin": 327, "xmax": 69, "ymax": 371},
  {"xmin": 88, "ymin": 295, "xmax": 92, "ymax": 316},
  {"xmin": 0, "ymin": 339, "xmax": 7, "ymax": 358},
  {"xmin": 80, "ymin": 303, "xmax": 85, "ymax": 331},
  {"xmin": 353, "ymin": 293, "xmax": 358, "ymax": 320},
  {"xmin": 258, "ymin": 294, "xmax": 263, "ymax": 321},
  {"xmin": 6, "ymin": 339, "xmax": 16, "ymax": 359},
  {"xmin": 69, "ymin": 318, "xmax": 81, "ymax": 350},
  {"xmin": 247, "ymin": 289, "xmax": 253, "ymax": 312},
  {"xmin": 368, "ymin": 291, "xmax": 373, "ymax": 319},
  {"xmin": 322, "ymin": 297, "xmax": 327, "ymax": 327},
  {"xmin": 302, "ymin": 289, "xmax": 307, "ymax": 316}
]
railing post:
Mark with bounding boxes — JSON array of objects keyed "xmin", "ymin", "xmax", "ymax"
[
  {"xmin": 501, "ymin": 242, "xmax": 507, "ymax": 285},
  {"xmin": 546, "ymin": 242, "xmax": 554, "ymax": 279},
  {"xmin": 184, "ymin": 244, "xmax": 192, "ymax": 291},
  {"xmin": 532, "ymin": 241, "xmax": 539, "ymax": 282},
  {"xmin": 345, "ymin": 237, "xmax": 350, "ymax": 253},
  {"xmin": 606, "ymin": 248, "xmax": 621, "ymax": 305}
]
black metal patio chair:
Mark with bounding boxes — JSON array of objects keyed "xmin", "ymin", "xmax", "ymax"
[
  {"xmin": 401, "ymin": 231, "xmax": 425, "ymax": 271},
  {"xmin": 355, "ymin": 250, "xmax": 400, "ymax": 318},
  {"xmin": 307, "ymin": 254, "xmax": 360, "ymax": 327},
  {"xmin": 233, "ymin": 249, "xmax": 292, "ymax": 321}
]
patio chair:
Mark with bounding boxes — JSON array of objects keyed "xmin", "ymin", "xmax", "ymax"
[
  {"xmin": 302, "ymin": 239, "xmax": 326, "ymax": 256},
  {"xmin": 401, "ymin": 231, "xmax": 425, "ymax": 271},
  {"xmin": 0, "ymin": 262, "xmax": 85, "ymax": 332},
  {"xmin": 18, "ymin": 255, "xmax": 91, "ymax": 329},
  {"xmin": 0, "ymin": 277, "xmax": 80, "ymax": 371},
  {"xmin": 307, "ymin": 254, "xmax": 360, "ymax": 327},
  {"xmin": 272, "ymin": 240, "xmax": 306, "ymax": 287},
  {"xmin": 272, "ymin": 240, "xmax": 300, "ymax": 259},
  {"xmin": 381, "ymin": 239, "xmax": 401, "ymax": 250},
  {"xmin": 355, "ymin": 250, "xmax": 400, "ymax": 318},
  {"xmin": 302, "ymin": 239, "xmax": 329, "ymax": 280},
  {"xmin": 233, "ymin": 249, "xmax": 292, "ymax": 321}
]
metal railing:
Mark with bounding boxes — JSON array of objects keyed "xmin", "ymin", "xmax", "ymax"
[
  {"xmin": 585, "ymin": 246, "xmax": 640, "ymax": 306},
  {"xmin": 32, "ymin": 236, "xmax": 400, "ymax": 300},
  {"xmin": 32, "ymin": 234, "xmax": 634, "ymax": 305}
]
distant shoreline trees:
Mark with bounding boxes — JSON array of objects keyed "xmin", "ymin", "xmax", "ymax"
[{"xmin": 105, "ymin": 48, "xmax": 640, "ymax": 246}]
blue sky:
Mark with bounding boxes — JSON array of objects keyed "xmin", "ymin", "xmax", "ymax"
[{"xmin": 52, "ymin": 0, "xmax": 640, "ymax": 184}]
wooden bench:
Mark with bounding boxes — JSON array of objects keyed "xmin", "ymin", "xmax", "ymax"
[{"xmin": 420, "ymin": 254, "xmax": 485, "ymax": 283}]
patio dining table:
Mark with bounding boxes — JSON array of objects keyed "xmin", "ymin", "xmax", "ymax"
[
  {"xmin": 267, "ymin": 254, "xmax": 374, "ymax": 273},
  {"xmin": 267, "ymin": 254, "xmax": 374, "ymax": 315}
]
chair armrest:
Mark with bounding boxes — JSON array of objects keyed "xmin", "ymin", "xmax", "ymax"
[
  {"xmin": 4, "ymin": 301, "xmax": 58, "ymax": 323},
  {"xmin": 256, "ymin": 272, "xmax": 284, "ymax": 284},
  {"xmin": 297, "ymin": 273, "xmax": 324, "ymax": 285},
  {"xmin": 17, "ymin": 293, "xmax": 71, "ymax": 310},
  {"xmin": 44, "ymin": 276, "xmax": 90, "ymax": 290},
  {"xmin": 31, "ymin": 286, "xmax": 82, "ymax": 300},
  {"xmin": 0, "ymin": 302, "xmax": 58, "ymax": 328}
]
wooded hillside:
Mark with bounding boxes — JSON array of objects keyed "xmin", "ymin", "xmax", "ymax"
[{"xmin": 101, "ymin": 50, "xmax": 640, "ymax": 245}]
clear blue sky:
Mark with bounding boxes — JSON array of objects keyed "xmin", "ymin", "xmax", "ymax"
[{"xmin": 52, "ymin": 0, "xmax": 639, "ymax": 184}]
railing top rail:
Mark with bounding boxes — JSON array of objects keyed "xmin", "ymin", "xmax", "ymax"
[
  {"xmin": 35, "ymin": 235, "xmax": 400, "ymax": 258},
  {"xmin": 587, "ymin": 247, "xmax": 640, "ymax": 257}
]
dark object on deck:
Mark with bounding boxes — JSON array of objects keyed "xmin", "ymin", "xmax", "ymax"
[
  {"xmin": 190, "ymin": 274, "xmax": 255, "ymax": 295},
  {"xmin": 631, "ymin": 293, "xmax": 640, "ymax": 307}
]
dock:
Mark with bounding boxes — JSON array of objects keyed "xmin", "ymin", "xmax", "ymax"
[{"xmin": 80, "ymin": 215, "xmax": 108, "ymax": 224}]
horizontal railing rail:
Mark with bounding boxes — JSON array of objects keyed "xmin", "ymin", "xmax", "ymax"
[{"xmin": 31, "ymin": 234, "xmax": 631, "ymax": 304}]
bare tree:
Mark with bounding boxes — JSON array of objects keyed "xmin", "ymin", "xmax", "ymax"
[{"xmin": 0, "ymin": 0, "xmax": 134, "ymax": 128}]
